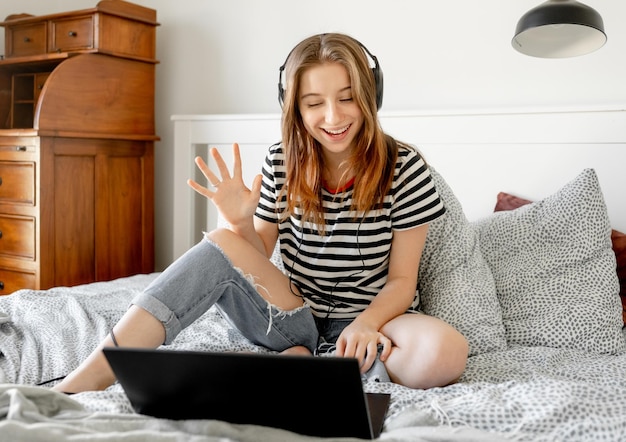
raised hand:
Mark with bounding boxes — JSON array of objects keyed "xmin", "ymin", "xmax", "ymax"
[{"xmin": 187, "ymin": 143, "xmax": 263, "ymax": 229}]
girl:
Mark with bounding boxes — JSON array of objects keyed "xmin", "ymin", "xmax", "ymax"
[{"xmin": 54, "ymin": 33, "xmax": 468, "ymax": 393}]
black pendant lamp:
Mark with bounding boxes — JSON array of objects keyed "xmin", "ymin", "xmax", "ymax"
[{"xmin": 512, "ymin": 0, "xmax": 606, "ymax": 58}]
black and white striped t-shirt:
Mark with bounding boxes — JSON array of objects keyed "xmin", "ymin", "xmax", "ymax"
[{"xmin": 255, "ymin": 143, "xmax": 445, "ymax": 319}]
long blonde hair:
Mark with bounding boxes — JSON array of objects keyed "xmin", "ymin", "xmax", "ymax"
[{"xmin": 279, "ymin": 33, "xmax": 398, "ymax": 228}]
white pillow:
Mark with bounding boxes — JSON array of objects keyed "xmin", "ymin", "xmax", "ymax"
[
  {"xmin": 418, "ymin": 169, "xmax": 507, "ymax": 356},
  {"xmin": 475, "ymin": 169, "xmax": 625, "ymax": 354}
]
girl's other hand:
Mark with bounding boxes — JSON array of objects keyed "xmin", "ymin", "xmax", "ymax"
[{"xmin": 335, "ymin": 320, "xmax": 392, "ymax": 374}]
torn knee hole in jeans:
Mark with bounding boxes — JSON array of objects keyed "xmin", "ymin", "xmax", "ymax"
[{"xmin": 233, "ymin": 266, "xmax": 309, "ymax": 335}]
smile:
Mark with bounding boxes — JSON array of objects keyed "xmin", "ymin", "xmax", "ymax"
[{"xmin": 323, "ymin": 125, "xmax": 350, "ymax": 135}]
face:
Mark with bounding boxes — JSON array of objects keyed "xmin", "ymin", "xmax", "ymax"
[{"xmin": 298, "ymin": 62, "xmax": 364, "ymax": 162}]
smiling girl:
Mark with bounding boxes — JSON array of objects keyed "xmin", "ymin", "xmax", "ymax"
[{"xmin": 54, "ymin": 33, "xmax": 468, "ymax": 394}]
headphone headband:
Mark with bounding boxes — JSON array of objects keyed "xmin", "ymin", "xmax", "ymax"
[{"xmin": 277, "ymin": 35, "xmax": 383, "ymax": 110}]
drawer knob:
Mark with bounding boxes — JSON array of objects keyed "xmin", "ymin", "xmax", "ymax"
[
  {"xmin": 0, "ymin": 230, "xmax": 2, "ymax": 238},
  {"xmin": 0, "ymin": 177, "xmax": 2, "ymax": 186},
  {"xmin": 16, "ymin": 146, "xmax": 27, "ymax": 152},
  {"xmin": 68, "ymin": 31, "xmax": 77, "ymax": 37},
  {"xmin": 0, "ymin": 282, "xmax": 4, "ymax": 291},
  {"xmin": 23, "ymin": 37, "xmax": 31, "ymax": 43}
]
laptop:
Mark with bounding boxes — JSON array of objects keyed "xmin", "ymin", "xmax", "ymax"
[{"xmin": 103, "ymin": 347, "xmax": 390, "ymax": 439}]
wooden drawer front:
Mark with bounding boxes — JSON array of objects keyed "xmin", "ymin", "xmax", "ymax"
[
  {"xmin": 0, "ymin": 214, "xmax": 35, "ymax": 259},
  {"xmin": 50, "ymin": 16, "xmax": 94, "ymax": 52},
  {"xmin": 8, "ymin": 23, "xmax": 47, "ymax": 57},
  {"xmin": 0, "ymin": 267, "xmax": 35, "ymax": 295},
  {"xmin": 99, "ymin": 15, "xmax": 156, "ymax": 60},
  {"xmin": 0, "ymin": 161, "xmax": 35, "ymax": 205}
]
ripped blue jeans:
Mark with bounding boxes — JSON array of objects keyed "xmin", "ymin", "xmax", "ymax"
[
  {"xmin": 131, "ymin": 239, "xmax": 390, "ymax": 382},
  {"xmin": 131, "ymin": 239, "xmax": 319, "ymax": 353}
]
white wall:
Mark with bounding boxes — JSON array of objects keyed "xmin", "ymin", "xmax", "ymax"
[{"xmin": 1, "ymin": 1, "xmax": 624, "ymax": 269}]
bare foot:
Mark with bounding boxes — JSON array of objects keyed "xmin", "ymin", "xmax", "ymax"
[
  {"xmin": 51, "ymin": 349, "xmax": 117, "ymax": 394},
  {"xmin": 280, "ymin": 345, "xmax": 312, "ymax": 356},
  {"xmin": 51, "ymin": 368, "xmax": 114, "ymax": 394}
]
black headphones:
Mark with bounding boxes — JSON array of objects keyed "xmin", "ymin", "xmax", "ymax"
[{"xmin": 277, "ymin": 36, "xmax": 384, "ymax": 110}]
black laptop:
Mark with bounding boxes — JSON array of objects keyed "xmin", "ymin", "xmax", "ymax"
[{"xmin": 103, "ymin": 347, "xmax": 390, "ymax": 439}]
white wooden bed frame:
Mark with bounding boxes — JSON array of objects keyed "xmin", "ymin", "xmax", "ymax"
[{"xmin": 171, "ymin": 107, "xmax": 626, "ymax": 261}]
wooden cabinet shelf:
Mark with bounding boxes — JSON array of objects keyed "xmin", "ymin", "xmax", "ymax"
[
  {"xmin": 10, "ymin": 71, "xmax": 49, "ymax": 128},
  {"xmin": 0, "ymin": 1, "xmax": 158, "ymax": 295}
]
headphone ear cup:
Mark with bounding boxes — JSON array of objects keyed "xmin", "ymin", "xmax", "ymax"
[
  {"xmin": 278, "ymin": 64, "xmax": 287, "ymax": 107},
  {"xmin": 278, "ymin": 84, "xmax": 285, "ymax": 107},
  {"xmin": 372, "ymin": 66, "xmax": 383, "ymax": 110}
]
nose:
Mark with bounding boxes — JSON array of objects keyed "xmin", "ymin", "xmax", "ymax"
[{"xmin": 324, "ymin": 101, "xmax": 341, "ymax": 125}]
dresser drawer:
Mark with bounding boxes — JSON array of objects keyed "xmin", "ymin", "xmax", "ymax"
[
  {"xmin": 50, "ymin": 16, "xmax": 94, "ymax": 53},
  {"xmin": 0, "ymin": 214, "xmax": 35, "ymax": 259},
  {"xmin": 0, "ymin": 267, "xmax": 35, "ymax": 295},
  {"xmin": 7, "ymin": 22, "xmax": 47, "ymax": 57},
  {"xmin": 0, "ymin": 161, "xmax": 35, "ymax": 205}
]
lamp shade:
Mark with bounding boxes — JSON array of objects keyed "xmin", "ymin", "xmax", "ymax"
[{"xmin": 512, "ymin": 0, "xmax": 606, "ymax": 58}]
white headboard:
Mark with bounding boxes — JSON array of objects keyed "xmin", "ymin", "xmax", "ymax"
[{"xmin": 172, "ymin": 107, "xmax": 626, "ymax": 261}]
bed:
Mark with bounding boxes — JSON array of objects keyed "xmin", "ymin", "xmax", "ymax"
[{"xmin": 1, "ymin": 107, "xmax": 625, "ymax": 441}]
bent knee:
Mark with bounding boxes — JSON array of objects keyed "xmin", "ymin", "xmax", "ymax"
[
  {"xmin": 204, "ymin": 228, "xmax": 254, "ymax": 259},
  {"xmin": 385, "ymin": 319, "xmax": 469, "ymax": 389},
  {"xmin": 439, "ymin": 330, "xmax": 469, "ymax": 383},
  {"xmin": 432, "ymin": 325, "xmax": 468, "ymax": 372},
  {"xmin": 205, "ymin": 227, "xmax": 237, "ymax": 246},
  {"xmin": 413, "ymin": 332, "xmax": 468, "ymax": 388}
]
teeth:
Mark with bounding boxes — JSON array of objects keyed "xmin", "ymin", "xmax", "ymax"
[{"xmin": 325, "ymin": 126, "xmax": 349, "ymax": 135}]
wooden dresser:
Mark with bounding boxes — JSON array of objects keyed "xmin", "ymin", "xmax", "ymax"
[{"xmin": 0, "ymin": 0, "xmax": 158, "ymax": 295}]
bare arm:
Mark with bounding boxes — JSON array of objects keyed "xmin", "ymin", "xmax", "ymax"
[{"xmin": 335, "ymin": 223, "xmax": 429, "ymax": 372}]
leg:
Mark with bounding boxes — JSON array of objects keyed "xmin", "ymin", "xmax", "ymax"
[
  {"xmin": 381, "ymin": 313, "xmax": 468, "ymax": 389},
  {"xmin": 206, "ymin": 229, "xmax": 318, "ymax": 352},
  {"xmin": 54, "ymin": 233, "xmax": 317, "ymax": 393},
  {"xmin": 206, "ymin": 228, "xmax": 305, "ymax": 311},
  {"xmin": 135, "ymin": 230, "xmax": 316, "ymax": 350},
  {"xmin": 53, "ymin": 305, "xmax": 165, "ymax": 392}
]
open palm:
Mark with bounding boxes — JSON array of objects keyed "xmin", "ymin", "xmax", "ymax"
[{"xmin": 187, "ymin": 143, "xmax": 262, "ymax": 228}]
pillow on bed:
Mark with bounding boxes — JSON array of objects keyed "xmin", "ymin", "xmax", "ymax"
[
  {"xmin": 493, "ymin": 192, "xmax": 532, "ymax": 211},
  {"xmin": 476, "ymin": 169, "xmax": 625, "ymax": 354},
  {"xmin": 495, "ymin": 191, "xmax": 626, "ymax": 326},
  {"xmin": 418, "ymin": 168, "xmax": 507, "ymax": 356},
  {"xmin": 613, "ymin": 230, "xmax": 626, "ymax": 324}
]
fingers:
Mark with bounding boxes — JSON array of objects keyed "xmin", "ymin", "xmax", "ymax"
[
  {"xmin": 336, "ymin": 332, "xmax": 391, "ymax": 374},
  {"xmin": 361, "ymin": 341, "xmax": 379, "ymax": 373},
  {"xmin": 189, "ymin": 143, "xmax": 243, "ymax": 195},
  {"xmin": 250, "ymin": 174, "xmax": 263, "ymax": 199},
  {"xmin": 378, "ymin": 334, "xmax": 392, "ymax": 362},
  {"xmin": 231, "ymin": 143, "xmax": 242, "ymax": 180},
  {"xmin": 194, "ymin": 155, "xmax": 221, "ymax": 188},
  {"xmin": 196, "ymin": 143, "xmax": 243, "ymax": 185},
  {"xmin": 187, "ymin": 178, "xmax": 212, "ymax": 198},
  {"xmin": 209, "ymin": 144, "xmax": 237, "ymax": 183}
]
